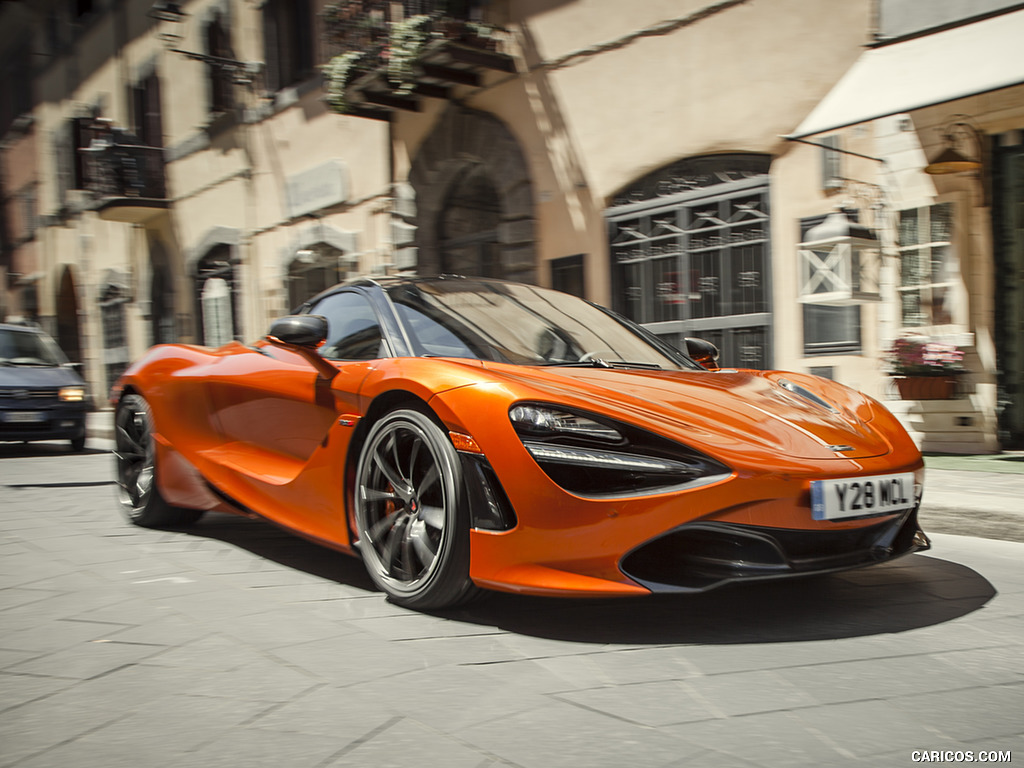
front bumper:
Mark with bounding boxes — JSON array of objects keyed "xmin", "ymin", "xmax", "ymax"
[
  {"xmin": 620, "ymin": 508, "xmax": 930, "ymax": 592},
  {"xmin": 0, "ymin": 408, "xmax": 88, "ymax": 442}
]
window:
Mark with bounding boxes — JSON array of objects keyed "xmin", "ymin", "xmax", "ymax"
[
  {"xmin": 821, "ymin": 135, "xmax": 842, "ymax": 190},
  {"xmin": 309, "ymin": 292, "xmax": 383, "ymax": 360},
  {"xmin": 550, "ymin": 254, "xmax": 585, "ymax": 298},
  {"xmin": 897, "ymin": 203, "xmax": 960, "ymax": 328},
  {"xmin": 206, "ymin": 11, "xmax": 235, "ymax": 114},
  {"xmin": 262, "ymin": 0, "xmax": 314, "ymax": 93},
  {"xmin": 803, "ymin": 304, "xmax": 861, "ymax": 355},
  {"xmin": 287, "ymin": 244, "xmax": 346, "ymax": 311},
  {"xmin": 131, "ymin": 71, "xmax": 163, "ymax": 148},
  {"xmin": 607, "ymin": 154, "xmax": 773, "ymax": 369}
]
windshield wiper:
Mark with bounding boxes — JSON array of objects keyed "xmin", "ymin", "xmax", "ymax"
[{"xmin": 542, "ymin": 359, "xmax": 662, "ymax": 370}]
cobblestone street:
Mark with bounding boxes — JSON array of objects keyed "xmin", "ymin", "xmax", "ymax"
[{"xmin": 1, "ymin": 441, "xmax": 1022, "ymax": 767}]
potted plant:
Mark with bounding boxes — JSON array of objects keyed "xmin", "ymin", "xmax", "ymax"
[{"xmin": 886, "ymin": 335, "xmax": 965, "ymax": 400}]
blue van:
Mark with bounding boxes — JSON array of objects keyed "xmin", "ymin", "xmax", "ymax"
[{"xmin": 0, "ymin": 323, "xmax": 90, "ymax": 451}]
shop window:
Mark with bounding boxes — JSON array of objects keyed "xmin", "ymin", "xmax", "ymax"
[{"xmin": 897, "ymin": 202, "xmax": 961, "ymax": 328}]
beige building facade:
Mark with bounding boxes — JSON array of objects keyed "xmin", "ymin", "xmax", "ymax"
[{"xmin": 2, "ymin": 0, "xmax": 1021, "ymax": 451}]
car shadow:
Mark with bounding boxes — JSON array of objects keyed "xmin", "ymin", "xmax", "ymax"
[
  {"xmin": 174, "ymin": 512, "xmax": 996, "ymax": 645},
  {"xmin": 0, "ymin": 441, "xmax": 108, "ymax": 458}
]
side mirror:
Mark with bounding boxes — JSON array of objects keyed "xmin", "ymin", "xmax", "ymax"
[
  {"xmin": 267, "ymin": 315, "xmax": 327, "ymax": 348},
  {"xmin": 685, "ymin": 337, "xmax": 720, "ymax": 371}
]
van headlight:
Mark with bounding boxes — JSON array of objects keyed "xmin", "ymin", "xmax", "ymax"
[{"xmin": 59, "ymin": 386, "xmax": 86, "ymax": 402}]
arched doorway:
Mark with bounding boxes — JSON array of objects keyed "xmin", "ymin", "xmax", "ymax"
[
  {"xmin": 439, "ymin": 163, "xmax": 502, "ymax": 277},
  {"xmin": 409, "ymin": 107, "xmax": 535, "ymax": 283},
  {"xmin": 55, "ymin": 266, "xmax": 82, "ymax": 362}
]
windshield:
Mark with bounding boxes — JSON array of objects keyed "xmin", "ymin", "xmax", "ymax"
[
  {"xmin": 385, "ymin": 280, "xmax": 701, "ymax": 370},
  {"xmin": 0, "ymin": 328, "xmax": 69, "ymax": 367}
]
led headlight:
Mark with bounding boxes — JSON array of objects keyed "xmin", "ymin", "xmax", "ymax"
[
  {"xmin": 59, "ymin": 386, "xmax": 86, "ymax": 402},
  {"xmin": 509, "ymin": 404, "xmax": 622, "ymax": 442},
  {"xmin": 510, "ymin": 401, "xmax": 731, "ymax": 497}
]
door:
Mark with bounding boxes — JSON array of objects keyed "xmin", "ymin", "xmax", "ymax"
[{"xmin": 201, "ymin": 290, "xmax": 387, "ymax": 541}]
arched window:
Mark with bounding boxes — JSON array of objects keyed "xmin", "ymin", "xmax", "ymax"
[
  {"xmin": 439, "ymin": 163, "xmax": 502, "ymax": 278},
  {"xmin": 287, "ymin": 243, "xmax": 346, "ymax": 310},
  {"xmin": 606, "ymin": 154, "xmax": 773, "ymax": 369},
  {"xmin": 200, "ymin": 277, "xmax": 233, "ymax": 348},
  {"xmin": 194, "ymin": 245, "xmax": 239, "ymax": 346}
]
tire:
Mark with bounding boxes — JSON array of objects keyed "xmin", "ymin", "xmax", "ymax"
[
  {"xmin": 70, "ymin": 434, "xmax": 86, "ymax": 452},
  {"xmin": 354, "ymin": 407, "xmax": 478, "ymax": 609},
  {"xmin": 114, "ymin": 394, "xmax": 204, "ymax": 528}
]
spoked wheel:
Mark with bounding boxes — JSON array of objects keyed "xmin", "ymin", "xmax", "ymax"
[
  {"xmin": 114, "ymin": 394, "xmax": 203, "ymax": 528},
  {"xmin": 354, "ymin": 408, "xmax": 477, "ymax": 609}
]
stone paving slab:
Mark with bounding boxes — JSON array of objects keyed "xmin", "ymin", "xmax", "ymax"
[{"xmin": 1, "ymin": 442, "xmax": 1022, "ymax": 767}]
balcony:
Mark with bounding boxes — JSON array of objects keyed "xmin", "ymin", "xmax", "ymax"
[
  {"xmin": 321, "ymin": 0, "xmax": 516, "ymax": 119},
  {"xmin": 79, "ymin": 125, "xmax": 169, "ymax": 224}
]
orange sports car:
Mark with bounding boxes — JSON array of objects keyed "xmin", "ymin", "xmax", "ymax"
[{"xmin": 112, "ymin": 276, "xmax": 929, "ymax": 609}]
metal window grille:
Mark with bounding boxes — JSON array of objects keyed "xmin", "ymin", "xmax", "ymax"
[{"xmin": 607, "ymin": 159, "xmax": 772, "ymax": 369}]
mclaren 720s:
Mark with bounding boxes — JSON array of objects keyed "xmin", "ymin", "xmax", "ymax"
[{"xmin": 112, "ymin": 275, "xmax": 929, "ymax": 609}]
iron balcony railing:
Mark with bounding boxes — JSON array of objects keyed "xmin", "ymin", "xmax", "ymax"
[{"xmin": 80, "ymin": 132, "xmax": 166, "ymax": 201}]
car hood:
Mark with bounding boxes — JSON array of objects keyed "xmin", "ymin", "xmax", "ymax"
[
  {"xmin": 0, "ymin": 365, "xmax": 85, "ymax": 389},
  {"xmin": 481, "ymin": 364, "xmax": 891, "ymax": 460}
]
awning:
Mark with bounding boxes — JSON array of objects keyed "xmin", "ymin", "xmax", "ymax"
[{"xmin": 787, "ymin": 8, "xmax": 1024, "ymax": 139}]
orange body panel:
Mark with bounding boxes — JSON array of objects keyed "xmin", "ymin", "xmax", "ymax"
[{"xmin": 118, "ymin": 332, "xmax": 925, "ymax": 598}]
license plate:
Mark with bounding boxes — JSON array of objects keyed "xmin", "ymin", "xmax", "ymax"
[
  {"xmin": 811, "ymin": 472, "xmax": 915, "ymax": 521},
  {"xmin": 3, "ymin": 411, "xmax": 47, "ymax": 423}
]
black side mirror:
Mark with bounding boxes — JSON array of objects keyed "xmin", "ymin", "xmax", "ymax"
[
  {"xmin": 685, "ymin": 337, "xmax": 720, "ymax": 371},
  {"xmin": 267, "ymin": 315, "xmax": 328, "ymax": 348}
]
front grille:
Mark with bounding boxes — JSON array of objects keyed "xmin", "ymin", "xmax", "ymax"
[{"xmin": 0, "ymin": 388, "xmax": 60, "ymax": 402}]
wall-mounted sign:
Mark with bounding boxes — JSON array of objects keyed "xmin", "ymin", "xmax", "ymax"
[{"xmin": 285, "ymin": 160, "xmax": 349, "ymax": 219}]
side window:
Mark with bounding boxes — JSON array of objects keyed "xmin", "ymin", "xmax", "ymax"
[{"xmin": 309, "ymin": 292, "xmax": 383, "ymax": 360}]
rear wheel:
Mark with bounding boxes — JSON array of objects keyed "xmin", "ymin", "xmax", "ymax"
[
  {"xmin": 70, "ymin": 434, "xmax": 85, "ymax": 452},
  {"xmin": 354, "ymin": 408, "xmax": 478, "ymax": 609},
  {"xmin": 114, "ymin": 394, "xmax": 204, "ymax": 528}
]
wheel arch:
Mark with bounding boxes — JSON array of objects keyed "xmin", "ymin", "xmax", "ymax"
[{"xmin": 343, "ymin": 388, "xmax": 439, "ymax": 539}]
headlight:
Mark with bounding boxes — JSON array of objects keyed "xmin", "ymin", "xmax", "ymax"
[
  {"xmin": 509, "ymin": 404, "xmax": 622, "ymax": 442},
  {"xmin": 510, "ymin": 402, "xmax": 730, "ymax": 497},
  {"xmin": 59, "ymin": 386, "xmax": 86, "ymax": 402}
]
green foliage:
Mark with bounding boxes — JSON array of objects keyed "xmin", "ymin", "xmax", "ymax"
[
  {"xmin": 387, "ymin": 15, "xmax": 434, "ymax": 93},
  {"xmin": 324, "ymin": 50, "xmax": 367, "ymax": 113}
]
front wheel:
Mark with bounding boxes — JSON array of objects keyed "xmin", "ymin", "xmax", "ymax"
[
  {"xmin": 114, "ymin": 394, "xmax": 204, "ymax": 528},
  {"xmin": 354, "ymin": 408, "xmax": 478, "ymax": 609}
]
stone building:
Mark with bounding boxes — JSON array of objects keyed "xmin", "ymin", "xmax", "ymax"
[{"xmin": 1, "ymin": 0, "xmax": 1021, "ymax": 451}]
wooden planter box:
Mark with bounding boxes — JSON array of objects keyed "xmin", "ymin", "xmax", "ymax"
[{"xmin": 893, "ymin": 376, "xmax": 959, "ymax": 400}]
